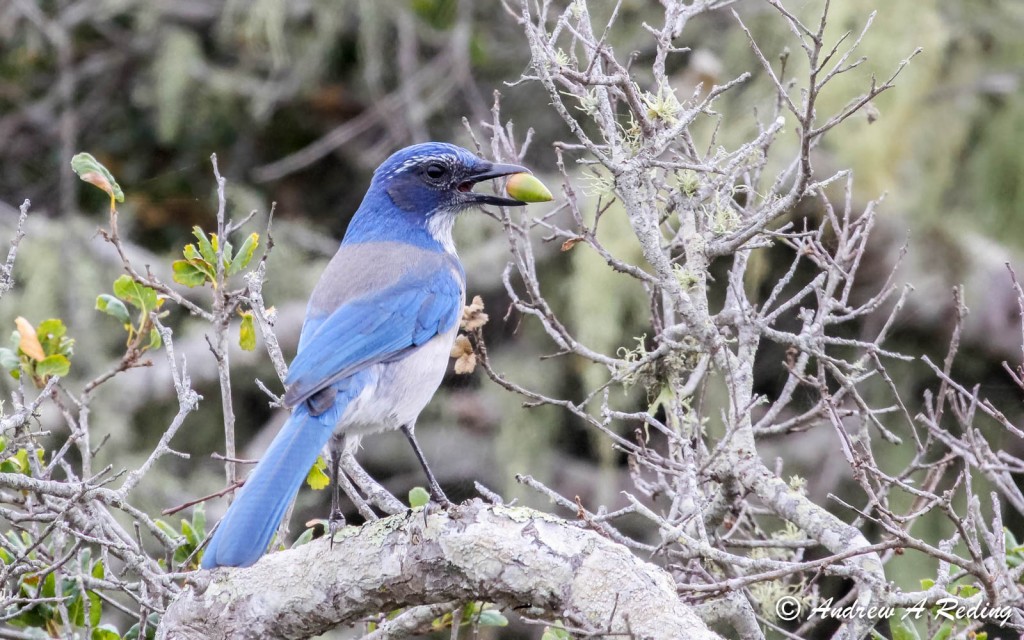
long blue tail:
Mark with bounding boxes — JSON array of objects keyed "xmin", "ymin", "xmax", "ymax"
[{"xmin": 201, "ymin": 404, "xmax": 334, "ymax": 569}]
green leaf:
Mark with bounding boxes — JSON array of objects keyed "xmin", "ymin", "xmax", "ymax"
[
  {"xmin": 123, "ymin": 613, "xmax": 160, "ymax": 640},
  {"xmin": 228, "ymin": 233, "xmax": 260, "ymax": 275},
  {"xmin": 173, "ymin": 541, "xmax": 191, "ymax": 565},
  {"xmin": 113, "ymin": 275, "xmax": 158, "ymax": 312},
  {"xmin": 148, "ymin": 328, "xmax": 162, "ymax": 351},
  {"xmin": 408, "ymin": 486, "xmax": 430, "ymax": 509},
  {"xmin": 36, "ymin": 319, "xmax": 66, "ymax": 341},
  {"xmin": 476, "ymin": 609, "xmax": 508, "ymax": 627},
  {"xmin": 180, "ymin": 519, "xmax": 197, "ymax": 547},
  {"xmin": 0, "ymin": 348, "xmax": 20, "ymax": 373},
  {"xmin": 183, "ymin": 244, "xmax": 201, "ymax": 262},
  {"xmin": 68, "ymin": 590, "xmax": 86, "ymax": 627},
  {"xmin": 890, "ymin": 616, "xmax": 921, "ymax": 640},
  {"xmin": 96, "ymin": 294, "xmax": 131, "ymax": 325},
  {"xmin": 71, "ymin": 152, "xmax": 124, "ymax": 203},
  {"xmin": 191, "ymin": 504, "xmax": 206, "ymax": 539},
  {"xmin": 35, "ymin": 354, "xmax": 70, "ymax": 378},
  {"xmin": 220, "ymin": 237, "xmax": 233, "ymax": 269},
  {"xmin": 154, "ymin": 519, "xmax": 181, "ymax": 542},
  {"xmin": 306, "ymin": 455, "xmax": 330, "ymax": 490},
  {"xmin": 239, "ymin": 312, "xmax": 256, "ymax": 351},
  {"xmin": 929, "ymin": 622, "xmax": 953, "ymax": 640},
  {"xmin": 172, "ymin": 260, "xmax": 209, "ymax": 287},
  {"xmin": 919, "ymin": 578, "xmax": 935, "ymax": 590},
  {"xmin": 2, "ymin": 449, "xmax": 30, "ymax": 475},
  {"xmin": 541, "ymin": 625, "xmax": 572, "ymax": 640},
  {"xmin": 953, "ymin": 584, "xmax": 979, "ymax": 597},
  {"xmin": 41, "ymin": 571, "xmax": 56, "ymax": 598},
  {"xmin": 291, "ymin": 527, "xmax": 315, "ymax": 549},
  {"xmin": 0, "ymin": 435, "xmax": 6, "ymax": 454},
  {"xmin": 193, "ymin": 227, "xmax": 216, "ymax": 265},
  {"xmin": 91, "ymin": 624, "xmax": 120, "ymax": 640}
]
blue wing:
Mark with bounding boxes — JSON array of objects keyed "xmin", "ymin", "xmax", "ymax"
[{"xmin": 283, "ymin": 269, "xmax": 462, "ymax": 408}]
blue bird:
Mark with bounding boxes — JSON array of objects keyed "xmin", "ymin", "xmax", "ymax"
[{"xmin": 201, "ymin": 143, "xmax": 527, "ymax": 569}]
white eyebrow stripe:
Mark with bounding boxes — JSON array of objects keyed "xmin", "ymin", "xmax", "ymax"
[{"xmin": 381, "ymin": 154, "xmax": 460, "ymax": 180}]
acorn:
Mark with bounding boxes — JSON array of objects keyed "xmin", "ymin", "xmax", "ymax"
[{"xmin": 505, "ymin": 173, "xmax": 554, "ymax": 203}]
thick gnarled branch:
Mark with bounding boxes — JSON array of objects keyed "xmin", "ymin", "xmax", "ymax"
[{"xmin": 158, "ymin": 500, "xmax": 721, "ymax": 640}]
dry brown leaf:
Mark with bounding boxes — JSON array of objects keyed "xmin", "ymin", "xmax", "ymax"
[
  {"xmin": 454, "ymin": 352, "xmax": 477, "ymax": 374},
  {"xmin": 450, "ymin": 334, "xmax": 473, "ymax": 358},
  {"xmin": 15, "ymin": 317, "xmax": 45, "ymax": 362},
  {"xmin": 561, "ymin": 237, "xmax": 583, "ymax": 252},
  {"xmin": 460, "ymin": 295, "xmax": 489, "ymax": 331},
  {"xmin": 450, "ymin": 334, "xmax": 477, "ymax": 374}
]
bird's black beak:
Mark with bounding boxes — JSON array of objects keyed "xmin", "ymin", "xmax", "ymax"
[{"xmin": 459, "ymin": 162, "xmax": 529, "ymax": 207}]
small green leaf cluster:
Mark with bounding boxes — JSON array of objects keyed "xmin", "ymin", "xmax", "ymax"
[
  {"xmin": 154, "ymin": 504, "xmax": 206, "ymax": 570},
  {"xmin": 0, "ymin": 437, "xmax": 43, "ymax": 475},
  {"xmin": 429, "ymin": 603, "xmax": 508, "ymax": 632},
  {"xmin": 0, "ymin": 318, "xmax": 74, "ymax": 387},
  {"xmin": 96, "ymin": 276, "xmax": 165, "ymax": 352},
  {"xmin": 172, "ymin": 226, "xmax": 258, "ymax": 288},
  {"xmin": 884, "ymin": 580, "xmax": 990, "ymax": 640},
  {"xmin": 2, "ymin": 546, "xmax": 118, "ymax": 638}
]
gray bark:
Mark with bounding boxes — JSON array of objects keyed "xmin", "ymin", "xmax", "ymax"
[{"xmin": 158, "ymin": 500, "xmax": 721, "ymax": 639}]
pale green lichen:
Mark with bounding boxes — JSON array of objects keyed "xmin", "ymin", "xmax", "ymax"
[
  {"xmin": 581, "ymin": 171, "xmax": 616, "ymax": 199},
  {"xmin": 676, "ymin": 169, "xmax": 700, "ymax": 197},
  {"xmin": 710, "ymin": 196, "xmax": 741, "ymax": 235},
  {"xmin": 552, "ymin": 48, "xmax": 570, "ymax": 68},
  {"xmin": 574, "ymin": 89, "xmax": 600, "ymax": 118},
  {"xmin": 641, "ymin": 84, "xmax": 682, "ymax": 125}
]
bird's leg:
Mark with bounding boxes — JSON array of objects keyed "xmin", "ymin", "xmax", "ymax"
[
  {"xmin": 400, "ymin": 424, "xmax": 451, "ymax": 508},
  {"xmin": 328, "ymin": 437, "xmax": 346, "ymax": 546}
]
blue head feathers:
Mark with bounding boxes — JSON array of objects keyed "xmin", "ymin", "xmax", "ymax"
[{"xmin": 343, "ymin": 142, "xmax": 527, "ymax": 251}]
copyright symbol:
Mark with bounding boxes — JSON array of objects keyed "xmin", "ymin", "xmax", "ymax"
[{"xmin": 775, "ymin": 595, "xmax": 802, "ymax": 621}]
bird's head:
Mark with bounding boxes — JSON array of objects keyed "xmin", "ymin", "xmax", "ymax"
[
  {"xmin": 349, "ymin": 143, "xmax": 528, "ymax": 252},
  {"xmin": 373, "ymin": 142, "xmax": 528, "ymax": 212}
]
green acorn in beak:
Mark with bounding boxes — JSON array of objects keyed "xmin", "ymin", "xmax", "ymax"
[{"xmin": 505, "ymin": 173, "xmax": 554, "ymax": 203}]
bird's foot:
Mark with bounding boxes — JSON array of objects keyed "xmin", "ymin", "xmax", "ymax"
[
  {"xmin": 327, "ymin": 509, "xmax": 346, "ymax": 549},
  {"xmin": 428, "ymin": 482, "xmax": 453, "ymax": 511}
]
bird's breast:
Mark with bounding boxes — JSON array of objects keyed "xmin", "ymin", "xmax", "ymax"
[{"xmin": 336, "ymin": 320, "xmax": 460, "ymax": 436}]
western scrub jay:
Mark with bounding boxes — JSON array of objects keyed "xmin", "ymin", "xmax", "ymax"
[{"xmin": 202, "ymin": 142, "xmax": 527, "ymax": 568}]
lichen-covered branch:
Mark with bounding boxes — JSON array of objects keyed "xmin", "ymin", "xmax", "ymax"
[{"xmin": 158, "ymin": 501, "xmax": 721, "ymax": 640}]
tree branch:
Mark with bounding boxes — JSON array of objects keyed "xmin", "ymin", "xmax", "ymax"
[{"xmin": 158, "ymin": 501, "xmax": 721, "ymax": 639}]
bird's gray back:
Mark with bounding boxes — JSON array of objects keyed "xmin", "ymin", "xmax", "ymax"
[{"xmin": 303, "ymin": 241, "xmax": 463, "ymax": 337}]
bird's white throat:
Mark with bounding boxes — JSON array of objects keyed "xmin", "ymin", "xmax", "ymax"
[{"xmin": 426, "ymin": 210, "xmax": 459, "ymax": 255}]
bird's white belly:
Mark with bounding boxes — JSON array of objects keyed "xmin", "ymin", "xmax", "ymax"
[{"xmin": 335, "ymin": 326, "xmax": 458, "ymax": 436}]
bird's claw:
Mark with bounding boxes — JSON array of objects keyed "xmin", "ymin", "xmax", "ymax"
[{"xmin": 327, "ymin": 509, "xmax": 346, "ymax": 549}]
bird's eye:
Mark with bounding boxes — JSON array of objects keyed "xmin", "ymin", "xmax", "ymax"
[{"xmin": 424, "ymin": 163, "xmax": 447, "ymax": 180}]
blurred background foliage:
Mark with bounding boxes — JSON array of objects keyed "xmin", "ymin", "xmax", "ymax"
[{"xmin": 1, "ymin": 0, "xmax": 1023, "ymax": 636}]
